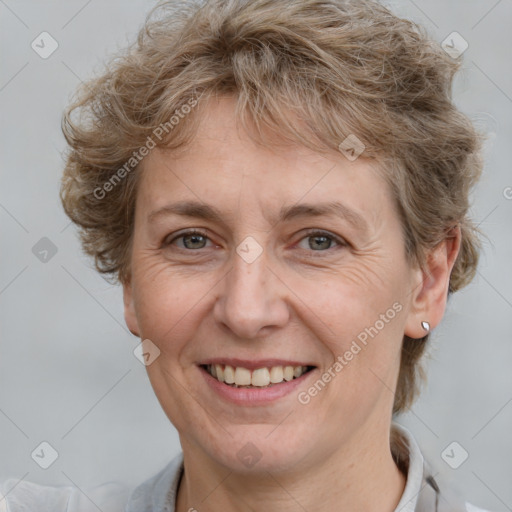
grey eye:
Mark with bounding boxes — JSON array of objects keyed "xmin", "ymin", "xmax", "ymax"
[
  {"xmin": 166, "ymin": 230, "xmax": 211, "ymax": 250},
  {"xmin": 307, "ymin": 235, "xmax": 333, "ymax": 250},
  {"xmin": 180, "ymin": 233, "xmax": 208, "ymax": 249},
  {"xmin": 297, "ymin": 231, "xmax": 341, "ymax": 251}
]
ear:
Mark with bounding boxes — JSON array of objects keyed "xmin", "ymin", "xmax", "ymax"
[
  {"xmin": 404, "ymin": 225, "xmax": 461, "ymax": 339},
  {"xmin": 123, "ymin": 279, "xmax": 141, "ymax": 338}
]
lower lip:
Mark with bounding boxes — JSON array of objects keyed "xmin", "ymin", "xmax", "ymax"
[{"xmin": 199, "ymin": 366, "xmax": 315, "ymax": 406}]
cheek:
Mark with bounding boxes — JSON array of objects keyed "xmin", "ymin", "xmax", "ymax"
[
  {"xmin": 288, "ymin": 263, "xmax": 406, "ymax": 401},
  {"xmin": 295, "ymin": 277, "xmax": 404, "ymax": 423},
  {"xmin": 287, "ymin": 257, "xmax": 404, "ymax": 337},
  {"xmin": 131, "ymin": 255, "xmax": 217, "ymax": 346}
]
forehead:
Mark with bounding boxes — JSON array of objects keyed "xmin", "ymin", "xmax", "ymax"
[{"xmin": 138, "ymin": 97, "xmax": 394, "ymax": 229}]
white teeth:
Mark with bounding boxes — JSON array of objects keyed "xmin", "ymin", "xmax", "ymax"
[
  {"xmin": 234, "ymin": 367, "xmax": 252, "ymax": 386},
  {"xmin": 283, "ymin": 366, "xmax": 294, "ymax": 381},
  {"xmin": 215, "ymin": 364, "xmax": 224, "ymax": 382},
  {"xmin": 269, "ymin": 366, "xmax": 284, "ymax": 383},
  {"xmin": 224, "ymin": 365, "xmax": 235, "ymax": 384},
  {"xmin": 251, "ymin": 368, "xmax": 270, "ymax": 387},
  {"xmin": 206, "ymin": 364, "xmax": 311, "ymax": 387}
]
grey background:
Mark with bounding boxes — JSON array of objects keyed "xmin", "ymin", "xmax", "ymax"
[{"xmin": 0, "ymin": 0, "xmax": 511, "ymax": 509}]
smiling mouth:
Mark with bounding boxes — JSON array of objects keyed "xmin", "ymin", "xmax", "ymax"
[{"xmin": 200, "ymin": 364, "xmax": 315, "ymax": 388}]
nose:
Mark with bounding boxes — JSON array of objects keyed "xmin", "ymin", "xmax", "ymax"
[{"xmin": 213, "ymin": 249, "xmax": 290, "ymax": 339}]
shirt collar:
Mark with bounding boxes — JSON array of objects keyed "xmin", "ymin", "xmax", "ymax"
[{"xmin": 391, "ymin": 422, "xmax": 439, "ymax": 512}]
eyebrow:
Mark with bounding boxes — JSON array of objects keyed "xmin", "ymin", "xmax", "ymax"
[{"xmin": 147, "ymin": 200, "xmax": 369, "ymax": 233}]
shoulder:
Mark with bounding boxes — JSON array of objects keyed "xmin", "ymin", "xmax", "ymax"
[
  {"xmin": 464, "ymin": 505, "xmax": 495, "ymax": 512},
  {"xmin": 125, "ymin": 452, "xmax": 184, "ymax": 512},
  {"xmin": 1, "ymin": 453, "xmax": 183, "ymax": 512},
  {"xmin": 433, "ymin": 478, "xmax": 496, "ymax": 512},
  {"xmin": 0, "ymin": 477, "xmax": 130, "ymax": 512}
]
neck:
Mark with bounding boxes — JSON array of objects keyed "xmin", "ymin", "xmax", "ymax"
[{"xmin": 176, "ymin": 423, "xmax": 406, "ymax": 512}]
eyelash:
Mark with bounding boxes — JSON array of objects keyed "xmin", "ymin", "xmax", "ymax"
[{"xmin": 164, "ymin": 229, "xmax": 346, "ymax": 254}]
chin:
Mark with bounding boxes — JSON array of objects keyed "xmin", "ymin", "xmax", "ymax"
[{"xmin": 193, "ymin": 420, "xmax": 320, "ymax": 474}]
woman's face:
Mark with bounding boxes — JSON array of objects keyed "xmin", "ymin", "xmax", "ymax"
[{"xmin": 124, "ymin": 97, "xmax": 429, "ymax": 473}]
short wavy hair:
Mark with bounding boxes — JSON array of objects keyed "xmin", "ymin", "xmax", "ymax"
[{"xmin": 60, "ymin": 0, "xmax": 484, "ymax": 413}]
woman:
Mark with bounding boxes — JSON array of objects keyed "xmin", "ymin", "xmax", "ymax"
[{"xmin": 0, "ymin": 0, "xmax": 492, "ymax": 510}]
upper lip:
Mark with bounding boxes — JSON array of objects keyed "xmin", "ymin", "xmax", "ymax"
[{"xmin": 198, "ymin": 358, "xmax": 316, "ymax": 371}]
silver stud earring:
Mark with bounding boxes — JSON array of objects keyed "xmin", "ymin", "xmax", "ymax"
[{"xmin": 421, "ymin": 321, "xmax": 430, "ymax": 332}]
